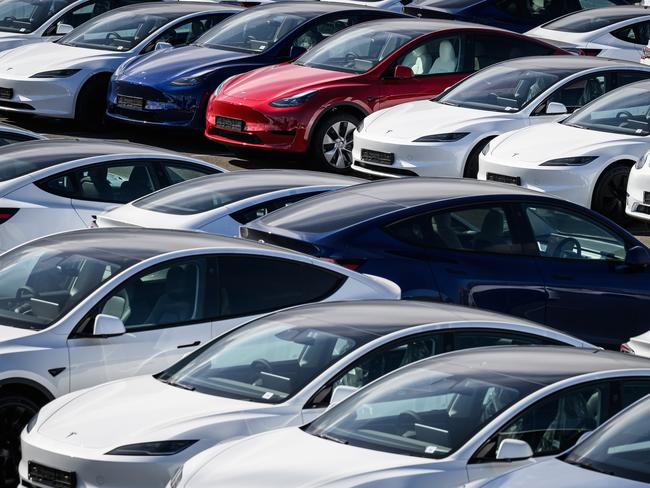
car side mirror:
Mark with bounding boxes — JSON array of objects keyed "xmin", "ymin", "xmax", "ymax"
[
  {"xmin": 289, "ymin": 45, "xmax": 307, "ymax": 59},
  {"xmin": 625, "ymin": 246, "xmax": 650, "ymax": 268},
  {"xmin": 496, "ymin": 439, "xmax": 533, "ymax": 461},
  {"xmin": 55, "ymin": 23, "xmax": 73, "ymax": 35},
  {"xmin": 330, "ymin": 385, "xmax": 358, "ymax": 405},
  {"xmin": 546, "ymin": 102, "xmax": 568, "ymax": 115},
  {"xmin": 394, "ymin": 64, "xmax": 414, "ymax": 80},
  {"xmin": 155, "ymin": 41, "xmax": 173, "ymax": 51},
  {"xmin": 93, "ymin": 314, "xmax": 126, "ymax": 338}
]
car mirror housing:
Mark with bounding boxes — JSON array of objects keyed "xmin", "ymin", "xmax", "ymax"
[
  {"xmin": 330, "ymin": 385, "xmax": 358, "ymax": 406},
  {"xmin": 495, "ymin": 439, "xmax": 533, "ymax": 461},
  {"xmin": 546, "ymin": 102, "xmax": 568, "ymax": 115},
  {"xmin": 55, "ymin": 23, "xmax": 73, "ymax": 35},
  {"xmin": 394, "ymin": 65, "xmax": 414, "ymax": 80},
  {"xmin": 626, "ymin": 246, "xmax": 650, "ymax": 267},
  {"xmin": 93, "ymin": 314, "xmax": 126, "ymax": 338},
  {"xmin": 289, "ymin": 45, "xmax": 307, "ymax": 59},
  {"xmin": 155, "ymin": 41, "xmax": 173, "ymax": 51}
]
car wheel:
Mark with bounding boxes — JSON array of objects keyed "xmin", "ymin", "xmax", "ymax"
[
  {"xmin": 75, "ymin": 76, "xmax": 110, "ymax": 129},
  {"xmin": 0, "ymin": 395, "xmax": 39, "ymax": 488},
  {"xmin": 592, "ymin": 163, "xmax": 631, "ymax": 224},
  {"xmin": 463, "ymin": 139, "xmax": 492, "ymax": 179},
  {"xmin": 310, "ymin": 112, "xmax": 360, "ymax": 173}
]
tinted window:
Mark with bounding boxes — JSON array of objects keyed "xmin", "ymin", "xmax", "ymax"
[
  {"xmin": 397, "ymin": 34, "xmax": 464, "ymax": 76},
  {"xmin": 230, "ymin": 191, "xmax": 323, "ymax": 225},
  {"xmin": 544, "ymin": 74, "xmax": 609, "ymax": 113},
  {"xmin": 544, "ymin": 10, "xmax": 642, "ymax": 32},
  {"xmin": 0, "ymin": 132, "xmax": 39, "ymax": 146},
  {"xmin": 293, "ymin": 15, "xmax": 357, "ymax": 51},
  {"xmin": 612, "ymin": 20, "xmax": 650, "ymax": 45},
  {"xmin": 497, "ymin": 0, "xmax": 623, "ymax": 22},
  {"xmin": 524, "ymin": 204, "xmax": 626, "ymax": 261},
  {"xmin": 471, "ymin": 33, "xmax": 553, "ymax": 71},
  {"xmin": 615, "ymin": 70, "xmax": 650, "ymax": 87},
  {"xmin": 216, "ymin": 255, "xmax": 343, "ymax": 318},
  {"xmin": 162, "ymin": 163, "xmax": 215, "ymax": 185},
  {"xmin": 143, "ymin": 13, "xmax": 227, "ymax": 53},
  {"xmin": 451, "ymin": 330, "xmax": 560, "ymax": 350},
  {"xmin": 74, "ymin": 162, "xmax": 157, "ymax": 203},
  {"xmin": 0, "ymin": 0, "xmax": 75, "ymax": 33},
  {"xmin": 100, "ymin": 257, "xmax": 209, "ymax": 331},
  {"xmin": 43, "ymin": 0, "xmax": 133, "ymax": 36}
]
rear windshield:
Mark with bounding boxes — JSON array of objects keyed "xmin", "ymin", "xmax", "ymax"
[{"xmin": 544, "ymin": 10, "xmax": 643, "ymax": 33}]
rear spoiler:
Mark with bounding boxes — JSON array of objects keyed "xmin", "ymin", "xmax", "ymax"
[{"xmin": 363, "ymin": 274, "xmax": 401, "ymax": 299}]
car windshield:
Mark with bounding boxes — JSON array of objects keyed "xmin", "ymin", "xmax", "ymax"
[
  {"xmin": 305, "ymin": 361, "xmax": 539, "ymax": 459},
  {"xmin": 0, "ymin": 238, "xmax": 137, "ymax": 330},
  {"xmin": 564, "ymin": 397, "xmax": 650, "ymax": 484},
  {"xmin": 543, "ymin": 10, "xmax": 644, "ymax": 33},
  {"xmin": 0, "ymin": 0, "xmax": 74, "ymax": 33},
  {"xmin": 563, "ymin": 84, "xmax": 650, "ymax": 136},
  {"xmin": 196, "ymin": 9, "xmax": 312, "ymax": 53},
  {"xmin": 60, "ymin": 10, "xmax": 178, "ymax": 51},
  {"xmin": 439, "ymin": 66, "xmax": 575, "ymax": 113},
  {"xmin": 133, "ymin": 175, "xmax": 290, "ymax": 215},
  {"xmin": 296, "ymin": 26, "xmax": 419, "ymax": 74},
  {"xmin": 158, "ymin": 316, "xmax": 382, "ymax": 404}
]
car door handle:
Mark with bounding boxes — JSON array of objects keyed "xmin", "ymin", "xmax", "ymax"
[{"xmin": 177, "ymin": 341, "xmax": 201, "ymax": 349}]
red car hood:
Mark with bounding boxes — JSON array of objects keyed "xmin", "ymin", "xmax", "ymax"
[{"xmin": 222, "ymin": 63, "xmax": 358, "ymax": 102}]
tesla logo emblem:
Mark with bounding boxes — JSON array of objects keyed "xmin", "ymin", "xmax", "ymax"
[
  {"xmin": 385, "ymin": 130, "xmax": 393, "ymax": 134},
  {"xmin": 6, "ymin": 67, "xmax": 12, "ymax": 71},
  {"xmin": 512, "ymin": 153, "xmax": 519, "ymax": 157},
  {"xmin": 66, "ymin": 432, "xmax": 77, "ymax": 438}
]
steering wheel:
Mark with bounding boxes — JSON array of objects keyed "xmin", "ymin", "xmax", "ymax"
[
  {"xmin": 397, "ymin": 410, "xmax": 423, "ymax": 436},
  {"xmin": 15, "ymin": 286, "xmax": 37, "ymax": 303},
  {"xmin": 251, "ymin": 359, "xmax": 273, "ymax": 374},
  {"xmin": 106, "ymin": 31, "xmax": 123, "ymax": 40},
  {"xmin": 553, "ymin": 237, "xmax": 582, "ymax": 259},
  {"xmin": 3, "ymin": 16, "xmax": 15, "ymax": 22},
  {"xmin": 344, "ymin": 51, "xmax": 359, "ymax": 67},
  {"xmin": 616, "ymin": 111, "xmax": 634, "ymax": 123}
]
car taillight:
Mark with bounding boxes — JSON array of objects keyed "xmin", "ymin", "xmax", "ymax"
[
  {"xmin": 319, "ymin": 258, "xmax": 365, "ymax": 271},
  {"xmin": 0, "ymin": 208, "xmax": 18, "ymax": 224},
  {"xmin": 578, "ymin": 48, "xmax": 601, "ymax": 56},
  {"xmin": 642, "ymin": 46, "xmax": 650, "ymax": 60},
  {"xmin": 620, "ymin": 343, "xmax": 635, "ymax": 354}
]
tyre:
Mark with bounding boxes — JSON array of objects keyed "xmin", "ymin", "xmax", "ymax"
[
  {"xmin": 0, "ymin": 395, "xmax": 40, "ymax": 488},
  {"xmin": 463, "ymin": 138, "xmax": 492, "ymax": 179},
  {"xmin": 309, "ymin": 112, "xmax": 360, "ymax": 173},
  {"xmin": 75, "ymin": 76, "xmax": 110, "ymax": 129},
  {"xmin": 592, "ymin": 163, "xmax": 631, "ymax": 225}
]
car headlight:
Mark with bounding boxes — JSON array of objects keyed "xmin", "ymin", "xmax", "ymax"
[
  {"xmin": 171, "ymin": 68, "xmax": 215, "ymax": 86},
  {"xmin": 30, "ymin": 69, "xmax": 80, "ymax": 78},
  {"xmin": 106, "ymin": 440, "xmax": 198, "ymax": 456},
  {"xmin": 212, "ymin": 74, "xmax": 239, "ymax": 97},
  {"xmin": 636, "ymin": 153, "xmax": 649, "ymax": 170},
  {"xmin": 540, "ymin": 156, "xmax": 598, "ymax": 166},
  {"xmin": 481, "ymin": 141, "xmax": 492, "ymax": 156},
  {"xmin": 413, "ymin": 132, "xmax": 469, "ymax": 143},
  {"xmin": 169, "ymin": 466, "xmax": 183, "ymax": 488},
  {"xmin": 356, "ymin": 119, "xmax": 364, "ymax": 133},
  {"xmin": 25, "ymin": 413, "xmax": 38, "ymax": 433},
  {"xmin": 269, "ymin": 89, "xmax": 318, "ymax": 108}
]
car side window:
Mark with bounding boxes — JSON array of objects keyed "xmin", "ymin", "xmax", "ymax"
[
  {"xmin": 612, "ymin": 20, "xmax": 650, "ymax": 46},
  {"xmin": 471, "ymin": 33, "xmax": 554, "ymax": 71},
  {"xmin": 74, "ymin": 162, "xmax": 157, "ymax": 203},
  {"xmin": 43, "ymin": 0, "xmax": 100, "ymax": 36},
  {"xmin": 143, "ymin": 14, "xmax": 227, "ymax": 53},
  {"xmin": 475, "ymin": 382, "xmax": 612, "ymax": 460},
  {"xmin": 540, "ymin": 74, "xmax": 609, "ymax": 114},
  {"xmin": 620, "ymin": 379, "xmax": 650, "ymax": 406},
  {"xmin": 451, "ymin": 330, "xmax": 562, "ymax": 350},
  {"xmin": 160, "ymin": 163, "xmax": 215, "ymax": 186},
  {"xmin": 99, "ymin": 257, "xmax": 210, "ymax": 331},
  {"xmin": 396, "ymin": 34, "xmax": 464, "ymax": 77},
  {"xmin": 293, "ymin": 16, "xmax": 357, "ymax": 51},
  {"xmin": 386, "ymin": 205, "xmax": 524, "ymax": 255},
  {"xmin": 215, "ymin": 255, "xmax": 344, "ymax": 319},
  {"xmin": 523, "ymin": 204, "xmax": 626, "ymax": 261},
  {"xmin": 614, "ymin": 70, "xmax": 650, "ymax": 89},
  {"xmin": 230, "ymin": 191, "xmax": 324, "ymax": 225}
]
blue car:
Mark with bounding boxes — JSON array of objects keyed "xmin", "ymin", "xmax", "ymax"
[
  {"xmin": 403, "ymin": 0, "xmax": 632, "ymax": 32},
  {"xmin": 107, "ymin": 2, "xmax": 405, "ymax": 130},
  {"xmin": 241, "ymin": 178, "xmax": 650, "ymax": 348}
]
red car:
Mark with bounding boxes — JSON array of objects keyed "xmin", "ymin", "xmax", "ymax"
[{"xmin": 205, "ymin": 18, "xmax": 566, "ymax": 172}]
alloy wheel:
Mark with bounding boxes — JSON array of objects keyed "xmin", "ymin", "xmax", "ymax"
[
  {"xmin": 321, "ymin": 120, "xmax": 357, "ymax": 169},
  {"xmin": 0, "ymin": 400, "xmax": 37, "ymax": 488},
  {"xmin": 595, "ymin": 167, "xmax": 629, "ymax": 222}
]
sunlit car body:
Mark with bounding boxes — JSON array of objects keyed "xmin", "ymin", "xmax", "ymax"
[
  {"xmin": 465, "ymin": 394, "xmax": 650, "ymax": 488},
  {"xmin": 106, "ymin": 2, "xmax": 404, "ymax": 131},
  {"xmin": 169, "ymin": 347, "xmax": 650, "ymax": 488},
  {"xmin": 625, "ymin": 149, "xmax": 650, "ymax": 221},
  {"xmin": 527, "ymin": 6, "xmax": 650, "ymax": 60},
  {"xmin": 479, "ymin": 80, "xmax": 650, "ymax": 223},
  {"xmin": 0, "ymin": 2, "xmax": 241, "ymax": 124},
  {"xmin": 204, "ymin": 19, "xmax": 563, "ymax": 172},
  {"xmin": 351, "ymin": 56, "xmax": 650, "ymax": 179},
  {"xmin": 97, "ymin": 170, "xmax": 363, "ymax": 236},
  {"xmin": 0, "ymin": 228, "xmax": 399, "ymax": 486},
  {"xmin": 0, "ymin": 122, "xmax": 45, "ymax": 145},
  {"xmin": 242, "ymin": 177, "xmax": 650, "ymax": 349},
  {"xmin": 0, "ymin": 139, "xmax": 223, "ymax": 251},
  {"xmin": 18, "ymin": 301, "xmax": 592, "ymax": 488}
]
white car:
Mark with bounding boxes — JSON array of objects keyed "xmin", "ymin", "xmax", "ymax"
[
  {"xmin": 0, "ymin": 138, "xmax": 223, "ymax": 251},
  {"xmin": 168, "ymin": 346, "xmax": 650, "ymax": 488},
  {"xmin": 527, "ymin": 5, "xmax": 650, "ymax": 61},
  {"xmin": 479, "ymin": 79, "xmax": 650, "ymax": 223},
  {"xmin": 0, "ymin": 2, "xmax": 241, "ymax": 125},
  {"xmin": 18, "ymin": 301, "xmax": 592, "ymax": 488},
  {"xmin": 0, "ymin": 122, "xmax": 44, "ymax": 145},
  {"xmin": 351, "ymin": 56, "xmax": 650, "ymax": 179},
  {"xmin": 97, "ymin": 170, "xmax": 363, "ymax": 235},
  {"xmin": 465, "ymin": 394, "xmax": 650, "ymax": 488},
  {"xmin": 0, "ymin": 228, "xmax": 399, "ymax": 487},
  {"xmin": 625, "ymin": 149, "xmax": 650, "ymax": 221},
  {"xmin": 621, "ymin": 328, "xmax": 650, "ymax": 356}
]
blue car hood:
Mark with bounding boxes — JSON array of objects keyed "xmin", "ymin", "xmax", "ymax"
[{"xmin": 117, "ymin": 44, "xmax": 254, "ymax": 84}]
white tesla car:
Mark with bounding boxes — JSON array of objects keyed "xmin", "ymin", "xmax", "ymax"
[
  {"xmin": 18, "ymin": 301, "xmax": 591, "ymax": 488},
  {"xmin": 0, "ymin": 2, "xmax": 241, "ymax": 125},
  {"xmin": 479, "ymin": 79, "xmax": 650, "ymax": 223},
  {"xmin": 0, "ymin": 228, "xmax": 399, "ymax": 487},
  {"xmin": 97, "ymin": 170, "xmax": 363, "ymax": 235},
  {"xmin": 351, "ymin": 56, "xmax": 650, "ymax": 179},
  {"xmin": 465, "ymin": 394, "xmax": 650, "ymax": 488},
  {"xmin": 625, "ymin": 149, "xmax": 650, "ymax": 221},
  {"xmin": 0, "ymin": 139, "xmax": 223, "ymax": 251},
  {"xmin": 168, "ymin": 346, "xmax": 650, "ymax": 488},
  {"xmin": 527, "ymin": 6, "xmax": 650, "ymax": 61}
]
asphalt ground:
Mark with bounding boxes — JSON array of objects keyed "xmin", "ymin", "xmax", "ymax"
[{"xmin": 3, "ymin": 113, "xmax": 650, "ymax": 246}]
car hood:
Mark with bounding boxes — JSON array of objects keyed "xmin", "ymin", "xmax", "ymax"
[
  {"xmin": 37, "ymin": 375, "xmax": 281, "ymax": 450},
  {"xmin": 118, "ymin": 45, "xmax": 253, "ymax": 85},
  {"xmin": 489, "ymin": 122, "xmax": 646, "ymax": 165},
  {"xmin": 185, "ymin": 428, "xmax": 438, "ymax": 487},
  {"xmin": 0, "ymin": 34, "xmax": 46, "ymax": 52},
  {"xmin": 0, "ymin": 324, "xmax": 38, "ymax": 342},
  {"xmin": 479, "ymin": 458, "xmax": 644, "ymax": 487},
  {"xmin": 366, "ymin": 100, "xmax": 508, "ymax": 141},
  {"xmin": 222, "ymin": 63, "xmax": 358, "ymax": 102},
  {"xmin": 0, "ymin": 42, "xmax": 126, "ymax": 75}
]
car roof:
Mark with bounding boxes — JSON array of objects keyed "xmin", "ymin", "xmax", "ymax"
[
  {"xmin": 351, "ymin": 17, "xmax": 511, "ymax": 35},
  {"xmin": 238, "ymin": 1, "xmax": 386, "ymax": 14},
  {"xmin": 496, "ymin": 55, "xmax": 648, "ymax": 70},
  {"xmin": 105, "ymin": 1, "xmax": 243, "ymax": 15},
  {"xmin": 179, "ymin": 169, "xmax": 363, "ymax": 189}
]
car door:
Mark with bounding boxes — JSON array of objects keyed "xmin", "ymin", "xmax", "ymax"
[
  {"xmin": 384, "ymin": 203, "xmax": 548, "ymax": 323},
  {"xmin": 66, "ymin": 256, "xmax": 214, "ymax": 391},
  {"xmin": 377, "ymin": 33, "xmax": 470, "ymax": 109},
  {"xmin": 599, "ymin": 20, "xmax": 650, "ymax": 61},
  {"xmin": 520, "ymin": 202, "xmax": 650, "ymax": 348},
  {"xmin": 466, "ymin": 378, "xmax": 650, "ymax": 482}
]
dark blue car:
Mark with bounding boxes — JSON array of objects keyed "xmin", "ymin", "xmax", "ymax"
[
  {"xmin": 403, "ymin": 0, "xmax": 632, "ymax": 32},
  {"xmin": 106, "ymin": 2, "xmax": 405, "ymax": 130},
  {"xmin": 242, "ymin": 178, "xmax": 650, "ymax": 348}
]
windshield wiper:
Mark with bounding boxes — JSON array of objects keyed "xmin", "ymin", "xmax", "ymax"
[
  {"xmin": 158, "ymin": 377, "xmax": 195, "ymax": 391},
  {"xmin": 565, "ymin": 459, "xmax": 616, "ymax": 476},
  {"xmin": 318, "ymin": 433, "xmax": 349, "ymax": 445}
]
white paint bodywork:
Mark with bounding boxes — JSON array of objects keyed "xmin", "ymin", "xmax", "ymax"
[{"xmin": 626, "ymin": 150, "xmax": 650, "ymax": 220}]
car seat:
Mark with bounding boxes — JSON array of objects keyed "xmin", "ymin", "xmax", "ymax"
[
  {"xmin": 120, "ymin": 165, "xmax": 153, "ymax": 202},
  {"xmin": 474, "ymin": 210, "xmax": 509, "ymax": 251},
  {"xmin": 577, "ymin": 78, "xmax": 604, "ymax": 106},
  {"xmin": 430, "ymin": 40, "xmax": 457, "ymax": 74},
  {"xmin": 80, "ymin": 167, "xmax": 113, "ymax": 200},
  {"xmin": 145, "ymin": 265, "xmax": 196, "ymax": 325},
  {"xmin": 403, "ymin": 44, "xmax": 432, "ymax": 75}
]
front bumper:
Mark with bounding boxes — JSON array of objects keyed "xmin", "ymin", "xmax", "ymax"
[
  {"xmin": 0, "ymin": 73, "xmax": 83, "ymax": 118},
  {"xmin": 478, "ymin": 153, "xmax": 597, "ymax": 207},
  {"xmin": 351, "ymin": 130, "xmax": 468, "ymax": 178},
  {"xmin": 626, "ymin": 166, "xmax": 650, "ymax": 221}
]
